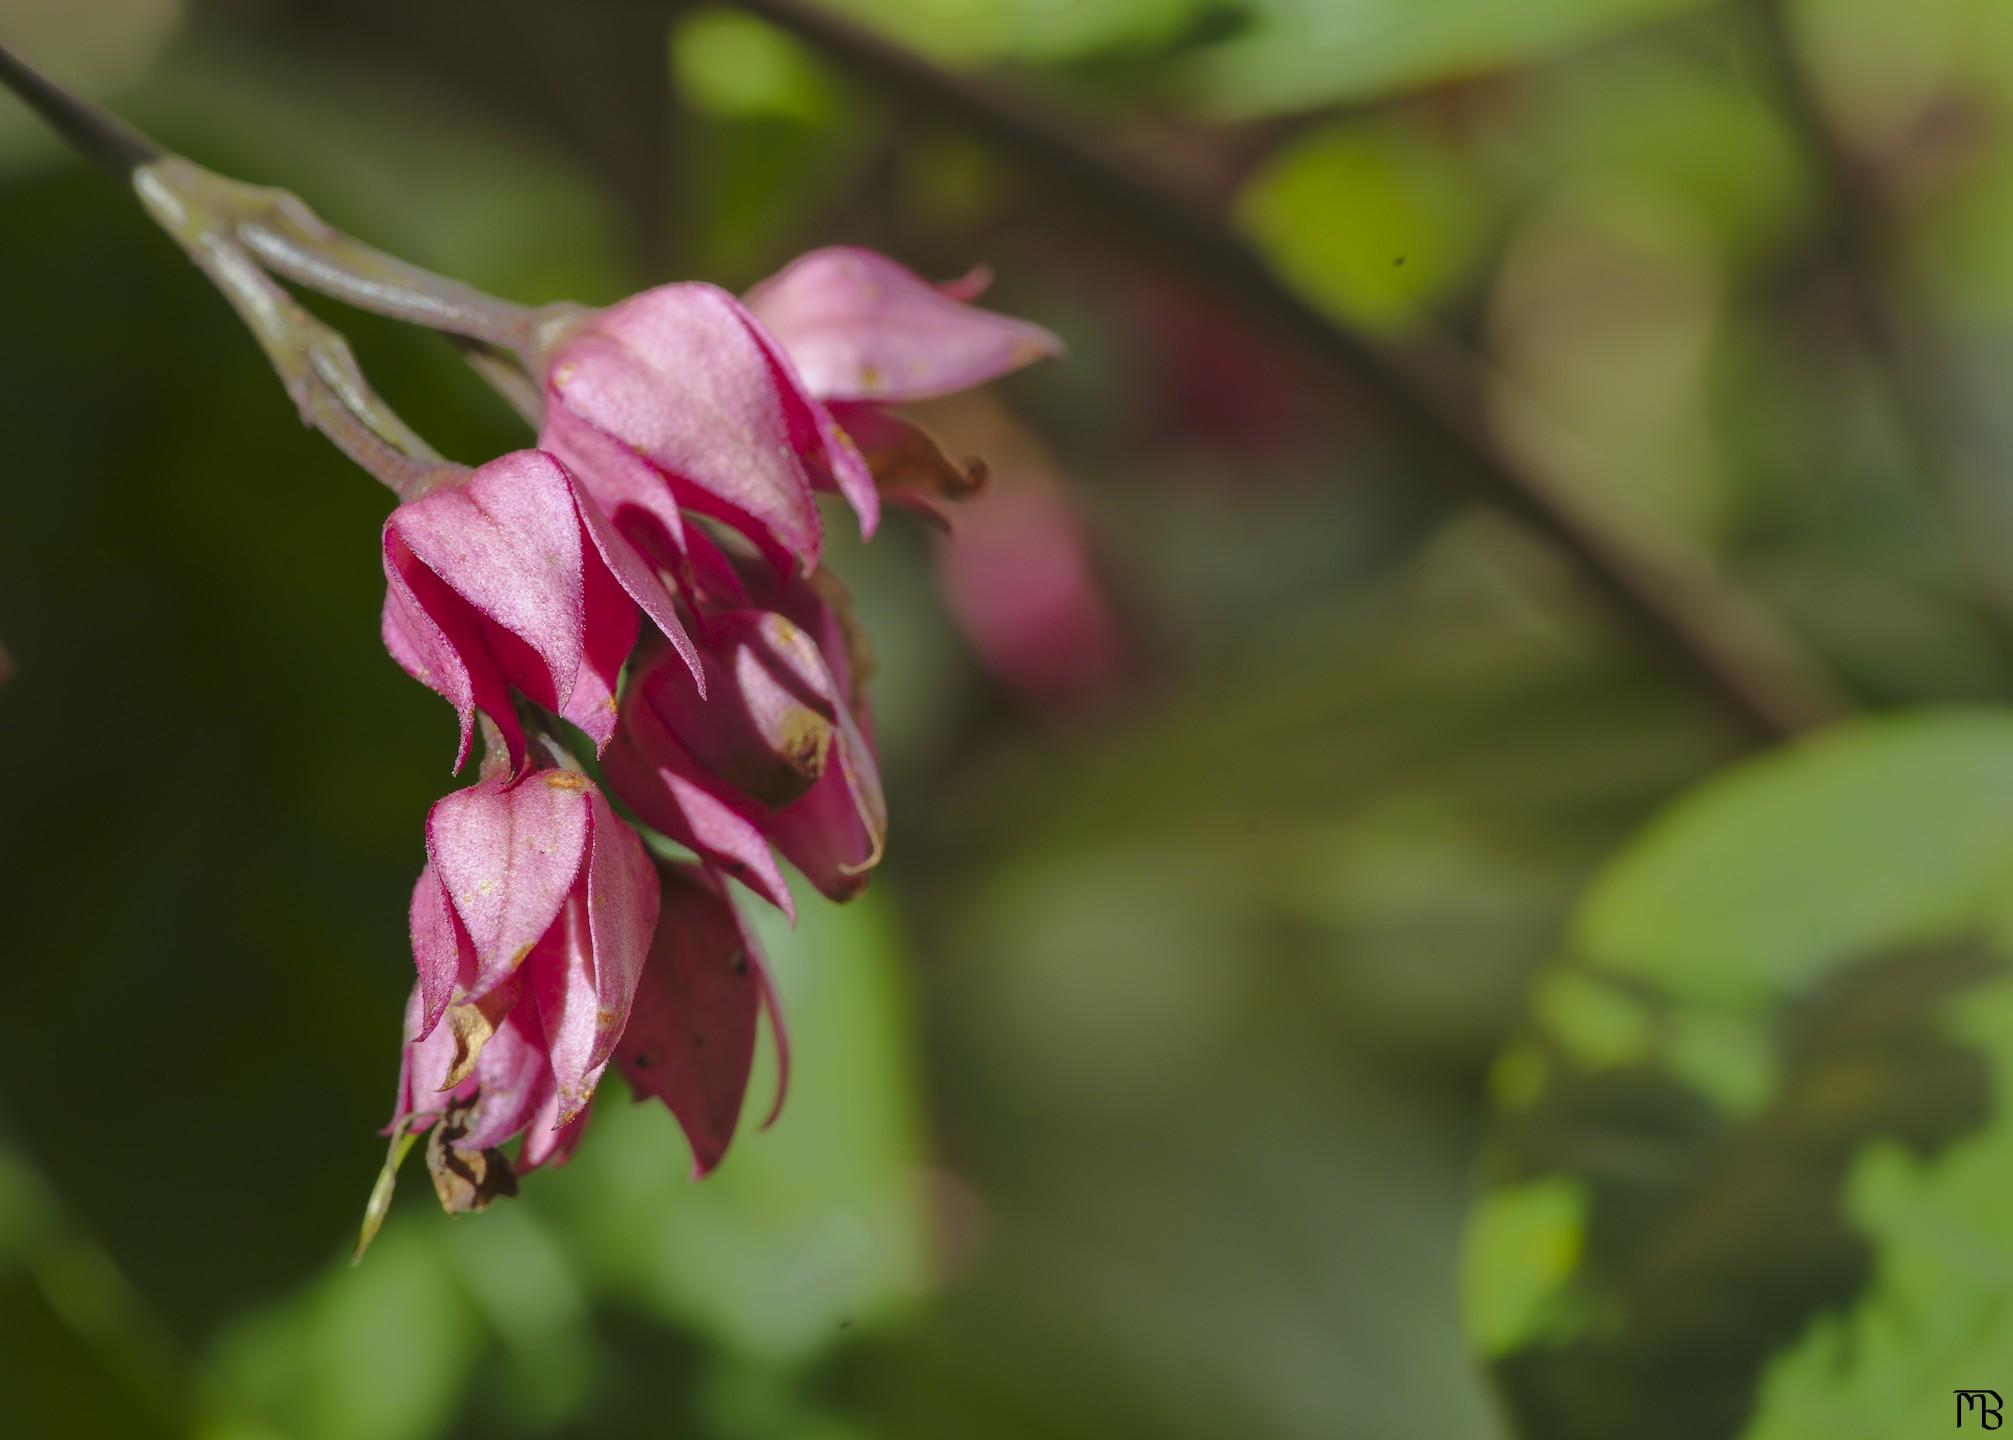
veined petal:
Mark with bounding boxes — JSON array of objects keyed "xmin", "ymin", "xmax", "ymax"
[
  {"xmin": 545, "ymin": 284, "xmax": 824, "ymax": 569},
  {"xmin": 383, "ymin": 529, "xmax": 520, "ymax": 774},
  {"xmin": 388, "ymin": 451, "xmax": 587, "ymax": 714},
  {"xmin": 745, "ymin": 246, "xmax": 1063, "ymax": 404},
  {"xmin": 427, "ymin": 772, "xmax": 591, "ymax": 998}
]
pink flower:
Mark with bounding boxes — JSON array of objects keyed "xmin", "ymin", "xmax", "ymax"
[
  {"xmin": 603, "ymin": 536, "xmax": 885, "ymax": 906},
  {"xmin": 538, "ymin": 284, "xmax": 878, "ymax": 575},
  {"xmin": 614, "ymin": 862, "xmax": 789, "ymax": 1177},
  {"xmin": 391, "ymin": 765, "xmax": 658, "ymax": 1188},
  {"xmin": 382, "ymin": 449, "xmax": 700, "ymax": 774},
  {"xmin": 744, "ymin": 247, "xmax": 1062, "ymax": 525}
]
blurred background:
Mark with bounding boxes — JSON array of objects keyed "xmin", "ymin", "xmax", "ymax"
[{"xmin": 5, "ymin": 0, "xmax": 2013, "ymax": 1435}]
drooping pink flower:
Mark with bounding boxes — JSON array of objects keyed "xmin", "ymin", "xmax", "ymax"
[
  {"xmin": 537, "ymin": 284, "xmax": 878, "ymax": 575},
  {"xmin": 391, "ymin": 766, "xmax": 658, "ymax": 1189},
  {"xmin": 614, "ymin": 862, "xmax": 789, "ymax": 1177},
  {"xmin": 381, "ymin": 449, "xmax": 700, "ymax": 773},
  {"xmin": 602, "ymin": 537, "xmax": 886, "ymax": 907}
]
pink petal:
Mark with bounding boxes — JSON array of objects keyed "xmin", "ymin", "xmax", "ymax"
[
  {"xmin": 566, "ymin": 473, "xmax": 704, "ymax": 692},
  {"xmin": 744, "ymin": 246, "xmax": 1063, "ymax": 404},
  {"xmin": 409, "ymin": 862, "xmax": 471, "ymax": 1040},
  {"xmin": 581, "ymin": 788, "xmax": 659, "ymax": 1068},
  {"xmin": 527, "ymin": 789, "xmax": 658, "ymax": 1118},
  {"xmin": 390, "ymin": 983, "xmax": 478, "ymax": 1133},
  {"xmin": 457, "ymin": 1006, "xmax": 554, "ymax": 1151},
  {"xmin": 544, "ymin": 284, "xmax": 825, "ymax": 569},
  {"xmin": 738, "ymin": 313, "xmax": 880, "ymax": 541},
  {"xmin": 427, "ymin": 773, "xmax": 592, "ymax": 998},
  {"xmin": 638, "ymin": 610, "xmax": 838, "ymax": 811},
  {"xmin": 601, "ymin": 687, "xmax": 797, "ymax": 920},
  {"xmin": 555, "ymin": 524, "xmax": 638, "ymax": 754},
  {"xmin": 613, "ymin": 864, "xmax": 764, "ymax": 1176},
  {"xmin": 527, "ymin": 898, "xmax": 598, "ymax": 1122},
  {"xmin": 388, "ymin": 451, "xmax": 587, "ymax": 714},
  {"xmin": 383, "ymin": 530, "xmax": 520, "ymax": 774},
  {"xmin": 541, "ymin": 401, "xmax": 688, "ymax": 565},
  {"xmin": 519, "ymin": 1084, "xmax": 593, "ymax": 1171}
]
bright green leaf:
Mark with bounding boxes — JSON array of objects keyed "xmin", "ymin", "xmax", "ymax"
[{"xmin": 1469, "ymin": 711, "xmax": 2013, "ymax": 1439}]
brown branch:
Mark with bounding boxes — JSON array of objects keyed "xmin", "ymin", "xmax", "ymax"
[{"xmin": 701, "ymin": 0, "xmax": 1847, "ymax": 744}]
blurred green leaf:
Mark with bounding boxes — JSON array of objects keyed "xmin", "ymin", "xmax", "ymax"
[
  {"xmin": 1237, "ymin": 116, "xmax": 1492, "ymax": 330},
  {"xmin": 204, "ymin": 1229, "xmax": 484, "ymax": 1440},
  {"xmin": 1178, "ymin": 0, "xmax": 1715, "ymax": 117},
  {"xmin": 1467, "ymin": 711, "xmax": 2013, "ymax": 1438},
  {"xmin": 534, "ymin": 890, "xmax": 931, "ymax": 1368},
  {"xmin": 818, "ymin": 0, "xmax": 1211, "ymax": 66},
  {"xmin": 674, "ymin": 8, "xmax": 845, "ymax": 124}
]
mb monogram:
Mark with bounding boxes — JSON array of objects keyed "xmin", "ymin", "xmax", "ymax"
[{"xmin": 1959, "ymin": 1391, "xmax": 2005, "ymax": 1429}]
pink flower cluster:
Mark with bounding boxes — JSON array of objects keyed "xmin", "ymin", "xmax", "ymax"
[{"xmin": 378, "ymin": 250, "xmax": 1058, "ymax": 1205}]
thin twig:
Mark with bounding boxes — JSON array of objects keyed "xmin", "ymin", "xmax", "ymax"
[{"xmin": 701, "ymin": 0, "xmax": 1847, "ymax": 743}]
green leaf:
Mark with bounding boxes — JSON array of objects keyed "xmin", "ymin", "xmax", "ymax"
[
  {"xmin": 817, "ymin": 0, "xmax": 1211, "ymax": 66},
  {"xmin": 1466, "ymin": 710, "xmax": 2013, "ymax": 1439},
  {"xmin": 1236, "ymin": 117, "xmax": 1492, "ymax": 331},
  {"xmin": 1177, "ymin": 0, "xmax": 1716, "ymax": 117}
]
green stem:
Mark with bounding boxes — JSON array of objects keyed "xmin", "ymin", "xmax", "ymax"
[
  {"xmin": 0, "ymin": 43, "xmax": 548, "ymax": 469},
  {"xmin": 136, "ymin": 160, "xmax": 452, "ymax": 500}
]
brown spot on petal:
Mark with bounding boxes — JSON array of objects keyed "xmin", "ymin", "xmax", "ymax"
[
  {"xmin": 542, "ymin": 770, "xmax": 589, "ymax": 790},
  {"xmin": 425, "ymin": 1098, "xmax": 519, "ymax": 1215},
  {"xmin": 438, "ymin": 992, "xmax": 510, "ymax": 1089}
]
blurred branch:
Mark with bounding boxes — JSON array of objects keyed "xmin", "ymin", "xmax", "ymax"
[
  {"xmin": 0, "ymin": 40, "xmax": 159, "ymax": 173},
  {"xmin": 702, "ymin": 0, "xmax": 1846, "ymax": 744},
  {"xmin": 1750, "ymin": 1, "xmax": 2013, "ymax": 651}
]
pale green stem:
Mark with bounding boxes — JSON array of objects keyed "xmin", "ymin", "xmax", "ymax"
[{"xmin": 135, "ymin": 159, "xmax": 460, "ymax": 500}]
